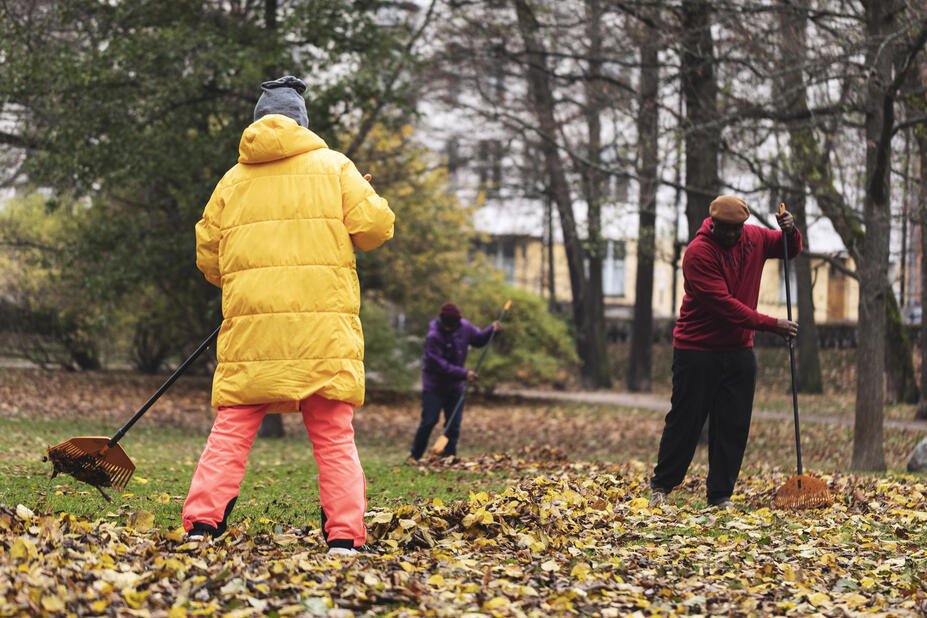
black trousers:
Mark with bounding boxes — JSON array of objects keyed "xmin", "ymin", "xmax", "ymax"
[
  {"xmin": 651, "ymin": 347, "xmax": 757, "ymax": 504},
  {"xmin": 409, "ymin": 390, "xmax": 464, "ymax": 459}
]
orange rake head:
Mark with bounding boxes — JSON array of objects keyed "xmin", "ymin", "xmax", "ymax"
[
  {"xmin": 44, "ymin": 437, "xmax": 136, "ymax": 495},
  {"xmin": 773, "ymin": 474, "xmax": 832, "ymax": 509},
  {"xmin": 431, "ymin": 434, "xmax": 449, "ymax": 455}
]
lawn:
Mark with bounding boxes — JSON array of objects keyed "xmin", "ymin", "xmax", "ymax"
[{"xmin": 1, "ymin": 366, "xmax": 926, "ymax": 616}]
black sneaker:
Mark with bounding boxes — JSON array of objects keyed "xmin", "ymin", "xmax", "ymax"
[
  {"xmin": 187, "ymin": 522, "xmax": 220, "ymax": 543},
  {"xmin": 327, "ymin": 544, "xmax": 376, "ymax": 556}
]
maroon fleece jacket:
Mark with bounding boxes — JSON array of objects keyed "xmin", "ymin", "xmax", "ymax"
[{"xmin": 673, "ymin": 217, "xmax": 802, "ymax": 351}]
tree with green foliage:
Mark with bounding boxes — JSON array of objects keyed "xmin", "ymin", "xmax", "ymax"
[
  {"xmin": 0, "ymin": 193, "xmax": 105, "ymax": 369},
  {"xmin": 0, "ymin": 0, "xmax": 422, "ymax": 369},
  {"xmin": 452, "ymin": 280, "xmax": 579, "ymax": 394}
]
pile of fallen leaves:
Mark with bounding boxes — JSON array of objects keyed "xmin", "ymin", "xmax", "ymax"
[
  {"xmin": 3, "ymin": 457, "xmax": 926, "ymax": 616},
  {"xmin": 412, "ymin": 444, "xmax": 569, "ymax": 473}
]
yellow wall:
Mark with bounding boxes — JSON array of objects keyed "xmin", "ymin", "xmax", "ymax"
[{"xmin": 505, "ymin": 236, "xmax": 859, "ymax": 324}]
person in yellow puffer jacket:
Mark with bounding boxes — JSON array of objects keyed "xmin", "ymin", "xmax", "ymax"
[{"xmin": 182, "ymin": 76, "xmax": 395, "ymax": 555}]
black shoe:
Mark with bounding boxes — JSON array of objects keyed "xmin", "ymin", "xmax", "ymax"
[
  {"xmin": 327, "ymin": 544, "xmax": 376, "ymax": 556},
  {"xmin": 186, "ymin": 522, "xmax": 220, "ymax": 543}
]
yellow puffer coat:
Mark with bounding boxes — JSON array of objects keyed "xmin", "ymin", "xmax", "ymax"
[{"xmin": 195, "ymin": 114, "xmax": 395, "ymax": 410}]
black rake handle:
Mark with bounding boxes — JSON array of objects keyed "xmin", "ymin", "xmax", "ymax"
[
  {"xmin": 108, "ymin": 325, "xmax": 221, "ymax": 447},
  {"xmin": 442, "ymin": 300, "xmax": 512, "ymax": 435},
  {"xmin": 780, "ymin": 204, "xmax": 802, "ymax": 476}
]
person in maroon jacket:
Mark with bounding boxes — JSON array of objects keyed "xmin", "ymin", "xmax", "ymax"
[{"xmin": 649, "ymin": 195, "xmax": 800, "ymax": 509}]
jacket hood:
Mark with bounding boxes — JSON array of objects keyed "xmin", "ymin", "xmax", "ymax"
[
  {"xmin": 695, "ymin": 216, "xmax": 742, "ymax": 248},
  {"xmin": 695, "ymin": 217, "xmax": 714, "ymax": 240},
  {"xmin": 238, "ymin": 114, "xmax": 327, "ymax": 164},
  {"xmin": 429, "ymin": 317, "xmax": 470, "ymax": 336}
]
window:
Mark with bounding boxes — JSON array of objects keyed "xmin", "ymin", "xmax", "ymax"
[
  {"xmin": 602, "ymin": 240, "xmax": 626, "ymax": 297},
  {"xmin": 481, "ymin": 238, "xmax": 516, "ymax": 284},
  {"xmin": 610, "ymin": 173, "xmax": 630, "ymax": 203},
  {"xmin": 477, "ymin": 139, "xmax": 502, "ymax": 195},
  {"xmin": 478, "ymin": 43, "xmax": 506, "ymax": 103}
]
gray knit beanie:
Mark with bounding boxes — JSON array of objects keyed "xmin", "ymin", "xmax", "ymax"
[{"xmin": 253, "ymin": 76, "xmax": 309, "ymax": 128}]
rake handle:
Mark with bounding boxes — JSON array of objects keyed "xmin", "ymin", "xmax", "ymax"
[
  {"xmin": 781, "ymin": 223, "xmax": 803, "ymax": 477},
  {"xmin": 441, "ymin": 302, "xmax": 511, "ymax": 436},
  {"xmin": 108, "ymin": 324, "xmax": 221, "ymax": 447}
]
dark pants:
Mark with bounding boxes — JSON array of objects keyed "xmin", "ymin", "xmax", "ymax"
[
  {"xmin": 410, "ymin": 390, "xmax": 464, "ymax": 459},
  {"xmin": 651, "ymin": 347, "xmax": 757, "ymax": 504}
]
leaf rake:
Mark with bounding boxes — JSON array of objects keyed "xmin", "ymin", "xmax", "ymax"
[
  {"xmin": 772, "ymin": 204, "xmax": 832, "ymax": 510},
  {"xmin": 44, "ymin": 325, "xmax": 220, "ymax": 499}
]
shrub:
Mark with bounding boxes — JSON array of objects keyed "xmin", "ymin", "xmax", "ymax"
[
  {"xmin": 454, "ymin": 281, "xmax": 579, "ymax": 392},
  {"xmin": 361, "ymin": 299, "xmax": 420, "ymax": 392}
]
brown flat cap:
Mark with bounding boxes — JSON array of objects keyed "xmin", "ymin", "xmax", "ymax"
[{"xmin": 709, "ymin": 195, "xmax": 749, "ymax": 224}]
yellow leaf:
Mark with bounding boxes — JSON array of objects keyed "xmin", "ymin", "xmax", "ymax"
[
  {"xmin": 541, "ymin": 560, "xmax": 559, "ymax": 572},
  {"xmin": 628, "ymin": 497, "xmax": 649, "ymax": 511},
  {"xmin": 163, "ymin": 527, "xmax": 185, "ymax": 542},
  {"xmin": 400, "ymin": 562, "xmax": 414, "ymax": 573},
  {"xmin": 168, "ymin": 606, "xmax": 188, "ymax": 618},
  {"xmin": 484, "ymin": 597, "xmax": 509, "ymax": 609},
  {"xmin": 432, "ymin": 497, "xmax": 444, "ymax": 508},
  {"xmin": 428, "ymin": 574, "xmax": 445, "ymax": 586},
  {"xmin": 371, "ymin": 512, "xmax": 393, "ymax": 524},
  {"xmin": 128, "ymin": 510, "xmax": 154, "ymax": 532},
  {"xmin": 91, "ymin": 599, "xmax": 109, "ymax": 612},
  {"xmin": 469, "ymin": 491, "xmax": 489, "ymax": 505},
  {"xmin": 399, "ymin": 518, "xmax": 416, "ymax": 530},
  {"xmin": 41, "ymin": 595, "xmax": 65, "ymax": 612},
  {"xmin": 860, "ymin": 577, "xmax": 876, "ymax": 588},
  {"xmin": 570, "ymin": 562, "xmax": 591, "ymax": 580},
  {"xmin": 845, "ymin": 593, "xmax": 868, "ymax": 608},
  {"xmin": 807, "ymin": 592, "xmax": 830, "ymax": 608},
  {"xmin": 133, "ymin": 476, "xmax": 150, "ymax": 484},
  {"xmin": 10, "ymin": 537, "xmax": 37, "ymax": 560},
  {"xmin": 124, "ymin": 590, "xmax": 151, "ymax": 609}
]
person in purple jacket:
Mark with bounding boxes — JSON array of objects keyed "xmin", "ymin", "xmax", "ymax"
[{"xmin": 408, "ymin": 303, "xmax": 502, "ymax": 460}]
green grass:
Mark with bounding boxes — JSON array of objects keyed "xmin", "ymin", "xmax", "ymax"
[{"xmin": 0, "ymin": 416, "xmax": 521, "ymax": 534}]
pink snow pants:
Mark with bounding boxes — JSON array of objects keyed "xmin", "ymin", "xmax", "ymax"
[{"xmin": 182, "ymin": 394, "xmax": 367, "ymax": 547}]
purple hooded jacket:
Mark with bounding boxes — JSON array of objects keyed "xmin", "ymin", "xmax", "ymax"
[{"xmin": 421, "ymin": 317, "xmax": 494, "ymax": 394}]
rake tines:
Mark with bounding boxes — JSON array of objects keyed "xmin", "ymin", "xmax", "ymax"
[
  {"xmin": 44, "ymin": 436, "xmax": 136, "ymax": 500},
  {"xmin": 772, "ymin": 474, "xmax": 832, "ymax": 509}
]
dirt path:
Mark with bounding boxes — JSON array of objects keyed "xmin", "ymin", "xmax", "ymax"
[{"xmin": 498, "ymin": 387, "xmax": 927, "ymax": 433}]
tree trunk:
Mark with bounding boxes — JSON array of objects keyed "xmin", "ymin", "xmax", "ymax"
[
  {"xmin": 579, "ymin": 0, "xmax": 611, "ymax": 388},
  {"xmin": 680, "ymin": 0, "xmax": 718, "ymax": 445},
  {"xmin": 918, "ymin": 128, "xmax": 927, "ymax": 420},
  {"xmin": 680, "ymin": 0, "xmax": 720, "ymax": 241},
  {"xmin": 776, "ymin": 0, "xmax": 823, "ymax": 393},
  {"xmin": 885, "ymin": 290, "xmax": 918, "ymax": 404},
  {"xmin": 852, "ymin": 0, "xmax": 896, "ymax": 472},
  {"xmin": 628, "ymin": 22, "xmax": 659, "ymax": 392},
  {"xmin": 513, "ymin": 0, "xmax": 607, "ymax": 387}
]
